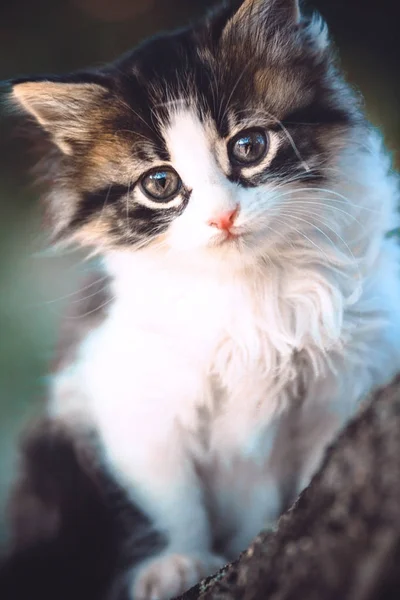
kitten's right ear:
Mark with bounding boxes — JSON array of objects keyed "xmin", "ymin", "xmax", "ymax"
[
  {"xmin": 10, "ymin": 79, "xmax": 110, "ymax": 155},
  {"xmin": 228, "ymin": 0, "xmax": 301, "ymax": 31}
]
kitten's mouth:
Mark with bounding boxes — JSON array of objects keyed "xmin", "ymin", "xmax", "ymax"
[
  {"xmin": 225, "ymin": 230, "xmax": 240, "ymax": 240},
  {"xmin": 214, "ymin": 228, "xmax": 243, "ymax": 246}
]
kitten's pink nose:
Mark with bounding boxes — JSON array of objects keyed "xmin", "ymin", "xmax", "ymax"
[{"xmin": 208, "ymin": 206, "xmax": 240, "ymax": 231}]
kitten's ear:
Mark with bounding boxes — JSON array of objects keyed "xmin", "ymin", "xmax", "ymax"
[
  {"xmin": 10, "ymin": 80, "xmax": 110, "ymax": 155},
  {"xmin": 227, "ymin": 0, "xmax": 301, "ymax": 31}
]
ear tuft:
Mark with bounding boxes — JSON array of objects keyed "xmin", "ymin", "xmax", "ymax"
[
  {"xmin": 229, "ymin": 0, "xmax": 301, "ymax": 30},
  {"xmin": 11, "ymin": 81, "xmax": 109, "ymax": 154}
]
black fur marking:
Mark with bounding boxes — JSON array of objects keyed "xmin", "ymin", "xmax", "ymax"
[
  {"xmin": 77, "ymin": 184, "xmax": 131, "ymax": 223},
  {"xmin": 73, "ymin": 181, "xmax": 191, "ymax": 246},
  {"xmin": 112, "ymin": 201, "xmax": 187, "ymax": 247},
  {"xmin": 0, "ymin": 421, "xmax": 165, "ymax": 600},
  {"xmin": 228, "ymin": 123, "xmax": 329, "ymax": 189},
  {"xmin": 282, "ymin": 103, "xmax": 354, "ymax": 127},
  {"xmin": 125, "ymin": 204, "xmax": 171, "ymax": 237}
]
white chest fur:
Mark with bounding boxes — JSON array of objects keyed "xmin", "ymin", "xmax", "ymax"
[
  {"xmin": 75, "ymin": 253, "xmax": 332, "ymax": 432},
  {"xmin": 50, "ymin": 232, "xmax": 400, "ymax": 566},
  {"xmin": 53, "ymin": 238, "xmax": 400, "ymax": 440}
]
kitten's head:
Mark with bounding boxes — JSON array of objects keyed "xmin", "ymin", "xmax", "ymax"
[{"xmin": 10, "ymin": 0, "xmax": 363, "ymax": 266}]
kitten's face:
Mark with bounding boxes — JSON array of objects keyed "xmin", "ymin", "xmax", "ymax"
[{"xmin": 11, "ymin": 0, "xmax": 360, "ymax": 264}]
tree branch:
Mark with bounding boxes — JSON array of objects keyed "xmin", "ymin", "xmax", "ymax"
[{"xmin": 178, "ymin": 374, "xmax": 400, "ymax": 600}]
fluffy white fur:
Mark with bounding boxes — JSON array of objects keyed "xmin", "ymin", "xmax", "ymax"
[{"xmin": 50, "ymin": 109, "xmax": 400, "ymax": 599}]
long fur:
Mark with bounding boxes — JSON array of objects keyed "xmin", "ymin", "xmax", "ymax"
[{"xmin": 6, "ymin": 1, "xmax": 400, "ymax": 598}]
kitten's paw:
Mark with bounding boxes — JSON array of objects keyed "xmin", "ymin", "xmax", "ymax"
[{"xmin": 131, "ymin": 552, "xmax": 227, "ymax": 600}]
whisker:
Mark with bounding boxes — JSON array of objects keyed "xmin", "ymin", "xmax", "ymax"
[
  {"xmin": 114, "ymin": 98, "xmax": 154, "ymax": 133},
  {"xmin": 270, "ymin": 187, "xmax": 381, "ymax": 214},
  {"xmin": 276, "ymin": 209, "xmax": 362, "ymax": 276},
  {"xmin": 113, "ymin": 129, "xmax": 152, "ymax": 144},
  {"xmin": 41, "ymin": 274, "xmax": 110, "ymax": 306},
  {"xmin": 63, "ymin": 293, "xmax": 116, "ymax": 320},
  {"xmin": 274, "ymin": 198, "xmax": 367, "ymax": 229},
  {"xmin": 267, "ymin": 214, "xmax": 334, "ymax": 264}
]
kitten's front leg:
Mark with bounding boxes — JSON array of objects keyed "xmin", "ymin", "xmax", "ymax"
[
  {"xmin": 83, "ymin": 336, "xmax": 226, "ymax": 600},
  {"xmin": 116, "ymin": 426, "xmax": 225, "ymax": 600}
]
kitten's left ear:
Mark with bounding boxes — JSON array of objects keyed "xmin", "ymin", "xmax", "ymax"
[{"xmin": 10, "ymin": 79, "xmax": 110, "ymax": 155}]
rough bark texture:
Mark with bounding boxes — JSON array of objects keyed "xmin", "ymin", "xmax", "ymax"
[{"xmin": 177, "ymin": 374, "xmax": 400, "ymax": 600}]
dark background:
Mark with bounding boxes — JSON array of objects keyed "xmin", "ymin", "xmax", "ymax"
[{"xmin": 0, "ymin": 0, "xmax": 399, "ymax": 543}]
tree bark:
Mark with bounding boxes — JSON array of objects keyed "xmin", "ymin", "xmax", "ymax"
[{"xmin": 178, "ymin": 374, "xmax": 400, "ymax": 600}]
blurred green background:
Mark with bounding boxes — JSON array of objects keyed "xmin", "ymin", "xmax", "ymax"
[{"xmin": 0, "ymin": 0, "xmax": 399, "ymax": 546}]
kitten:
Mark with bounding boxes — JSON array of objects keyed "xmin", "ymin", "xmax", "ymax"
[{"xmin": 8, "ymin": 0, "xmax": 400, "ymax": 598}]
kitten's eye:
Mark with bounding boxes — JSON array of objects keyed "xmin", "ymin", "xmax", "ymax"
[
  {"xmin": 140, "ymin": 167, "xmax": 181, "ymax": 202},
  {"xmin": 229, "ymin": 129, "xmax": 268, "ymax": 166}
]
